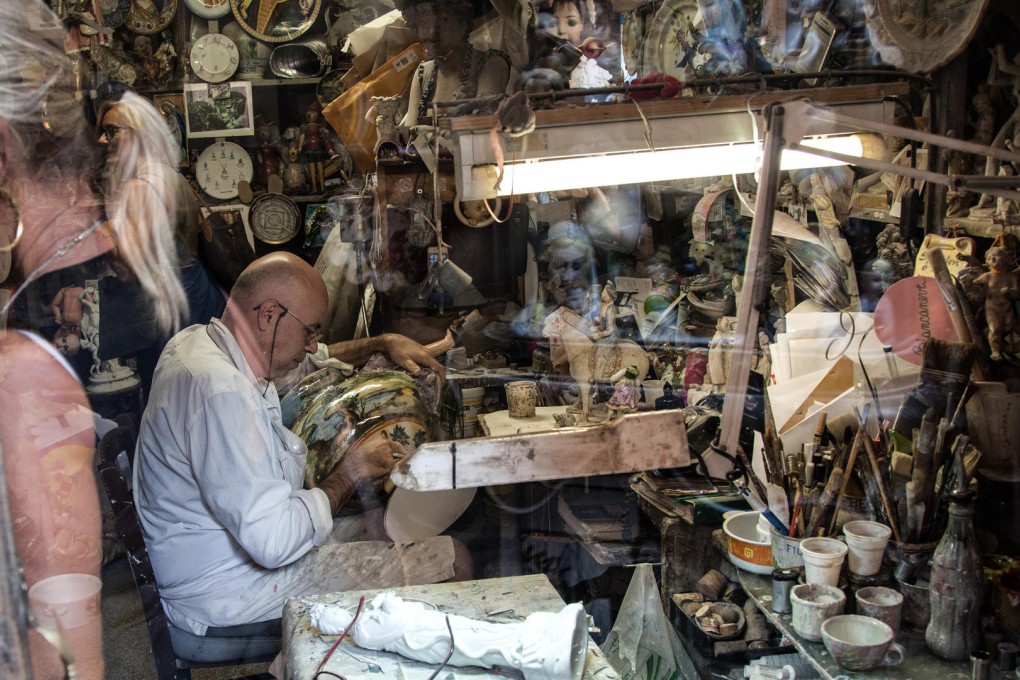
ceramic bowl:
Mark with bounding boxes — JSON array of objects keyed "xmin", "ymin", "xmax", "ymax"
[
  {"xmin": 722, "ymin": 511, "xmax": 773, "ymax": 575},
  {"xmin": 821, "ymin": 614, "xmax": 905, "ymax": 671}
]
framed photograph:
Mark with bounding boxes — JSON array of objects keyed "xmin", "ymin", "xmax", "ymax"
[
  {"xmin": 152, "ymin": 93, "xmax": 189, "ymax": 167},
  {"xmin": 183, "ymin": 81, "xmax": 254, "ymax": 139},
  {"xmin": 303, "ymin": 202, "xmax": 340, "ymax": 249}
]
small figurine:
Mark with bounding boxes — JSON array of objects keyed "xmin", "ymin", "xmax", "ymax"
[
  {"xmin": 973, "ymin": 246, "xmax": 1020, "ymax": 360},
  {"xmin": 255, "ymin": 120, "xmax": 282, "ymax": 189},
  {"xmin": 298, "ymin": 102, "xmax": 330, "ymax": 193},
  {"xmin": 605, "ymin": 365, "xmax": 640, "ymax": 418},
  {"xmin": 590, "ymin": 280, "xmax": 618, "ymax": 341},
  {"xmin": 553, "ymin": 412, "xmax": 577, "ymax": 428},
  {"xmin": 369, "ymin": 94, "xmax": 404, "ymax": 160},
  {"xmin": 283, "ymin": 139, "xmax": 309, "ymax": 195}
]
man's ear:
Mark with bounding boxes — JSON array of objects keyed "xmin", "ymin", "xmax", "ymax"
[{"xmin": 252, "ymin": 299, "xmax": 281, "ymax": 331}]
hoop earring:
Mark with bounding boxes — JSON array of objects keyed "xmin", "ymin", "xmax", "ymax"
[{"xmin": 0, "ymin": 188, "xmax": 24, "ymax": 253}]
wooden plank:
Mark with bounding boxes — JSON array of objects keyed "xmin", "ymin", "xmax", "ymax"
[
  {"xmin": 446, "ymin": 83, "xmax": 911, "ymax": 132},
  {"xmin": 391, "ymin": 410, "xmax": 690, "ymax": 491}
]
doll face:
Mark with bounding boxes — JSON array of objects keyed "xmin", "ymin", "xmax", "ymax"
[
  {"xmin": 551, "ymin": 1, "xmax": 584, "ymax": 46},
  {"xmin": 460, "ymin": 200, "xmax": 487, "ymax": 223}
]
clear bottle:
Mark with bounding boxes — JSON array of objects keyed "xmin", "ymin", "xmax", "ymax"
[{"xmin": 925, "ymin": 489, "xmax": 983, "ymax": 660}]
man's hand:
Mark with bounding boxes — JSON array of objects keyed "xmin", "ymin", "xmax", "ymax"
[
  {"xmin": 317, "ymin": 436, "xmax": 406, "ymax": 515},
  {"xmin": 382, "ymin": 333, "xmax": 444, "ymax": 375}
]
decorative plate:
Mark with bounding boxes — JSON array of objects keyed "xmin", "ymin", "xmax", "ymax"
[
  {"xmin": 196, "ymin": 141, "xmax": 253, "ymax": 200},
  {"xmin": 126, "ymin": 0, "xmax": 178, "ymax": 35},
  {"xmin": 646, "ymin": 0, "xmax": 706, "ymax": 83},
  {"xmin": 184, "ymin": 0, "xmax": 230, "ymax": 19},
  {"xmin": 228, "ymin": 0, "xmax": 322, "ymax": 43},
  {"xmin": 861, "ymin": 0, "xmax": 989, "ymax": 73},
  {"xmin": 190, "ymin": 33, "xmax": 240, "ymax": 83},
  {"xmin": 315, "ymin": 68, "xmax": 348, "ymax": 107},
  {"xmin": 249, "ymin": 192, "xmax": 301, "ymax": 243},
  {"xmin": 99, "ymin": 0, "xmax": 132, "ymax": 30}
]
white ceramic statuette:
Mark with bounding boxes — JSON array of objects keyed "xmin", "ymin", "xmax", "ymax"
[{"xmin": 309, "ymin": 592, "xmax": 588, "ymax": 680}]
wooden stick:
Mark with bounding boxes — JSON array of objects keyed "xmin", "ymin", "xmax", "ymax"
[
  {"xmin": 860, "ymin": 425, "xmax": 903, "ymax": 543},
  {"xmin": 827, "ymin": 409, "xmax": 868, "ymax": 536}
]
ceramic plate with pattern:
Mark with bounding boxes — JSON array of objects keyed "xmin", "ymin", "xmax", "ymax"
[
  {"xmin": 126, "ymin": 0, "xmax": 177, "ymax": 35},
  {"xmin": 184, "ymin": 0, "xmax": 230, "ymax": 19},
  {"xmin": 228, "ymin": 0, "xmax": 322, "ymax": 43},
  {"xmin": 196, "ymin": 141, "xmax": 253, "ymax": 200},
  {"xmin": 249, "ymin": 192, "xmax": 301, "ymax": 243},
  {"xmin": 98, "ymin": 0, "xmax": 132, "ymax": 29},
  {"xmin": 861, "ymin": 0, "xmax": 988, "ymax": 73},
  {"xmin": 645, "ymin": 0, "xmax": 706, "ymax": 83}
]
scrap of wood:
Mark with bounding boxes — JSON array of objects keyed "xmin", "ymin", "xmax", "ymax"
[{"xmin": 391, "ymin": 410, "xmax": 691, "ymax": 491}]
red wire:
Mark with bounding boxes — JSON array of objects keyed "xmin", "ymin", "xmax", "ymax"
[{"xmin": 314, "ymin": 595, "xmax": 365, "ymax": 680}]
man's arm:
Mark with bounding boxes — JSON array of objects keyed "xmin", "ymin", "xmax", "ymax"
[{"xmin": 326, "ymin": 333, "xmax": 443, "ymax": 374}]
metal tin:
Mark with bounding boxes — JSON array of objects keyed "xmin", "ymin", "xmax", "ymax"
[{"xmin": 771, "ymin": 567, "xmax": 798, "ymax": 614}]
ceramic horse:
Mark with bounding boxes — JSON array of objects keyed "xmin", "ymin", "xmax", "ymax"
[{"xmin": 541, "ymin": 306, "xmax": 650, "ymax": 422}]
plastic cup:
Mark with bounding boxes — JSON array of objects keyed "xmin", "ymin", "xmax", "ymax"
[
  {"xmin": 800, "ymin": 537, "xmax": 848, "ymax": 586},
  {"xmin": 843, "ymin": 520, "xmax": 893, "ymax": 576},
  {"xmin": 28, "ymin": 573, "xmax": 103, "ymax": 677},
  {"xmin": 791, "ymin": 583, "xmax": 846, "ymax": 642},
  {"xmin": 855, "ymin": 585, "xmax": 904, "ymax": 634},
  {"xmin": 28, "ymin": 573, "xmax": 102, "ymax": 630},
  {"xmin": 505, "ymin": 381, "xmax": 538, "ymax": 419}
]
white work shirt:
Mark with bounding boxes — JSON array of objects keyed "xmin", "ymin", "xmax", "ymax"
[{"xmin": 134, "ymin": 319, "xmax": 333, "ymax": 634}]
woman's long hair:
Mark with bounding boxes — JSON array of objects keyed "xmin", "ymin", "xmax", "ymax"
[{"xmin": 99, "ymin": 93, "xmax": 189, "ymax": 333}]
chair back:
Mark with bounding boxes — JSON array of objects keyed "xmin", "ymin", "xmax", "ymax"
[
  {"xmin": 97, "ymin": 426, "xmax": 278, "ymax": 680},
  {"xmin": 97, "ymin": 426, "xmax": 183, "ymax": 680}
]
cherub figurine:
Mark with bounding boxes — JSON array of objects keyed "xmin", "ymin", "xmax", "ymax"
[
  {"xmin": 297, "ymin": 102, "xmax": 330, "ymax": 193},
  {"xmin": 974, "ymin": 246, "xmax": 1020, "ymax": 360}
]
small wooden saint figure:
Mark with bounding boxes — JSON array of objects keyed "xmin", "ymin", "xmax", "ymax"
[
  {"xmin": 974, "ymin": 246, "xmax": 1020, "ymax": 360},
  {"xmin": 298, "ymin": 102, "xmax": 329, "ymax": 193}
]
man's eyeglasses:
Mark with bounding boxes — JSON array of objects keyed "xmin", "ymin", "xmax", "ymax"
[{"xmin": 279, "ymin": 304, "xmax": 323, "ymax": 344}]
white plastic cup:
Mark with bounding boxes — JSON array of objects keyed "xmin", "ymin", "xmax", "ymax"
[
  {"xmin": 843, "ymin": 520, "xmax": 893, "ymax": 576},
  {"xmin": 800, "ymin": 537, "xmax": 848, "ymax": 586},
  {"xmin": 28, "ymin": 573, "xmax": 102, "ymax": 630}
]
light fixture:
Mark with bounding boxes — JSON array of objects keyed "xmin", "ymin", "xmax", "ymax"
[
  {"xmin": 449, "ymin": 84, "xmax": 906, "ymax": 200},
  {"xmin": 472, "ymin": 135, "xmax": 874, "ymax": 198}
]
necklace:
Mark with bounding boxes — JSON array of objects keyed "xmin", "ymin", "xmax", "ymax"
[{"xmin": 0, "ymin": 219, "xmax": 104, "ymax": 319}]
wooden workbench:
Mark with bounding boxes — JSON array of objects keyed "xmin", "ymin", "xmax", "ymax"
[{"xmin": 277, "ymin": 574, "xmax": 620, "ymax": 679}]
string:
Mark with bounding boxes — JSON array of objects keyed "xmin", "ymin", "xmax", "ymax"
[{"xmin": 313, "ymin": 595, "xmax": 365, "ymax": 680}]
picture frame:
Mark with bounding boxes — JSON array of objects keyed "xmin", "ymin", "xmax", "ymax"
[
  {"xmin": 152, "ymin": 93, "xmax": 189, "ymax": 167},
  {"xmin": 183, "ymin": 81, "xmax": 254, "ymax": 139},
  {"xmin": 303, "ymin": 202, "xmax": 341, "ymax": 248}
]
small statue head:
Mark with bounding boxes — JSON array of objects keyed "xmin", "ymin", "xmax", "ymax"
[{"xmin": 986, "ymin": 246, "xmax": 1012, "ymax": 272}]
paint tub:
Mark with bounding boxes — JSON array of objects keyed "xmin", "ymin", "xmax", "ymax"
[
  {"xmin": 723, "ymin": 511, "xmax": 773, "ymax": 575},
  {"xmin": 770, "ymin": 525, "xmax": 805, "ymax": 569}
]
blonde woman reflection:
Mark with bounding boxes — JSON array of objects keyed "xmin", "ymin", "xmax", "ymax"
[{"xmin": 0, "ymin": 2, "xmax": 187, "ymax": 677}]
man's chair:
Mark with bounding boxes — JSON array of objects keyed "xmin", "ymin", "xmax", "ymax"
[{"xmin": 97, "ymin": 426, "xmax": 281, "ymax": 680}]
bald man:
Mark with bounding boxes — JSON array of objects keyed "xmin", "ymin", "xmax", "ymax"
[{"xmin": 134, "ymin": 253, "xmax": 460, "ymax": 638}]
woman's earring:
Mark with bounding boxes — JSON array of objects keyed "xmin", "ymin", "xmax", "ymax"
[{"xmin": 0, "ymin": 188, "xmax": 24, "ymax": 253}]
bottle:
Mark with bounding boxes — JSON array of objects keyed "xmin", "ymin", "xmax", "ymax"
[{"xmin": 925, "ymin": 489, "xmax": 983, "ymax": 660}]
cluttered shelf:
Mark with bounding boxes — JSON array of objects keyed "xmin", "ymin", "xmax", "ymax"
[{"xmin": 738, "ymin": 571, "xmax": 968, "ymax": 680}]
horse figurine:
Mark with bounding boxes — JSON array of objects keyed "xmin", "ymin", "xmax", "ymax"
[{"xmin": 541, "ymin": 306, "xmax": 651, "ymax": 422}]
